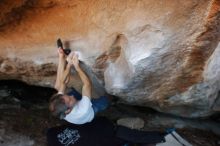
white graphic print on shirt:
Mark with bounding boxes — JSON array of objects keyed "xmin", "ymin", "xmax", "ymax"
[{"xmin": 57, "ymin": 128, "xmax": 80, "ymax": 146}]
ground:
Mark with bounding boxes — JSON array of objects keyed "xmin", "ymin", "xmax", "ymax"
[
  {"xmin": 0, "ymin": 105, "xmax": 219, "ymax": 146},
  {"xmin": 0, "ymin": 80, "xmax": 219, "ymax": 146}
]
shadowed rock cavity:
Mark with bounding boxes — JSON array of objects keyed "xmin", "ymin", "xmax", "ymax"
[{"xmin": 0, "ymin": 0, "xmax": 219, "ymax": 117}]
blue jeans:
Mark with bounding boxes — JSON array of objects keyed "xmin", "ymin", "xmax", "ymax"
[
  {"xmin": 91, "ymin": 96, "xmax": 109, "ymax": 114},
  {"xmin": 68, "ymin": 88, "xmax": 109, "ymax": 114}
]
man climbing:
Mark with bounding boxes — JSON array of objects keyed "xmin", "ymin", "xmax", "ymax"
[{"xmin": 49, "ymin": 46, "xmax": 109, "ymax": 124}]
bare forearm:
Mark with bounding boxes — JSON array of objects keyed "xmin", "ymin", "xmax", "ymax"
[
  {"xmin": 62, "ymin": 63, "xmax": 72, "ymax": 83},
  {"xmin": 75, "ymin": 65, "xmax": 91, "ymax": 97},
  {"xmin": 69, "ymin": 52, "xmax": 91, "ymax": 97},
  {"xmin": 57, "ymin": 63, "xmax": 72, "ymax": 92},
  {"xmin": 55, "ymin": 57, "xmax": 66, "ymax": 90},
  {"xmin": 76, "ymin": 65, "xmax": 91, "ymax": 86}
]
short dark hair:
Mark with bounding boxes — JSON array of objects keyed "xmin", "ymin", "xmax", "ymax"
[{"xmin": 49, "ymin": 94, "xmax": 68, "ymax": 119}]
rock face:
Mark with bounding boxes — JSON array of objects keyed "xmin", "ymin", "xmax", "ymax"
[{"xmin": 0, "ymin": 0, "xmax": 219, "ymax": 117}]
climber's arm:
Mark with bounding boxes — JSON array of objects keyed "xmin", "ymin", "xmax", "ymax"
[
  {"xmin": 54, "ymin": 48, "xmax": 71, "ymax": 93},
  {"xmin": 71, "ymin": 54, "xmax": 92, "ymax": 98}
]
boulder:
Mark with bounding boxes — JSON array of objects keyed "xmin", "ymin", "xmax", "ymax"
[{"xmin": 0, "ymin": 0, "xmax": 219, "ymax": 117}]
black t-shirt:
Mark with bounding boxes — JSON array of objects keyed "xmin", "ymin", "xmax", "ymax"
[{"xmin": 47, "ymin": 117, "xmax": 124, "ymax": 146}]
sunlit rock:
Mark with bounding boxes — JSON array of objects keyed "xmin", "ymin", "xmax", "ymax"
[{"xmin": 0, "ymin": 0, "xmax": 219, "ymax": 117}]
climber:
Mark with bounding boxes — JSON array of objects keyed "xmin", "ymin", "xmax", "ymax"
[{"xmin": 49, "ymin": 47, "xmax": 109, "ymax": 124}]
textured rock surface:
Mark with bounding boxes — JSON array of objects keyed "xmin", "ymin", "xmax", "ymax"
[
  {"xmin": 117, "ymin": 117, "xmax": 145, "ymax": 130},
  {"xmin": 0, "ymin": 0, "xmax": 219, "ymax": 117}
]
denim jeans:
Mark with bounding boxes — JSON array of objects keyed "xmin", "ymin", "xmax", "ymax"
[
  {"xmin": 91, "ymin": 96, "xmax": 109, "ymax": 114},
  {"xmin": 68, "ymin": 88, "xmax": 109, "ymax": 114}
]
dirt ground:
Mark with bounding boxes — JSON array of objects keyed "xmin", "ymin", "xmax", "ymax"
[
  {"xmin": 0, "ymin": 106, "xmax": 219, "ymax": 146},
  {"xmin": 0, "ymin": 80, "xmax": 219, "ymax": 146}
]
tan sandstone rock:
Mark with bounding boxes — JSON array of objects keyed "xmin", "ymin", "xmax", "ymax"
[{"xmin": 0, "ymin": 0, "xmax": 219, "ymax": 117}]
